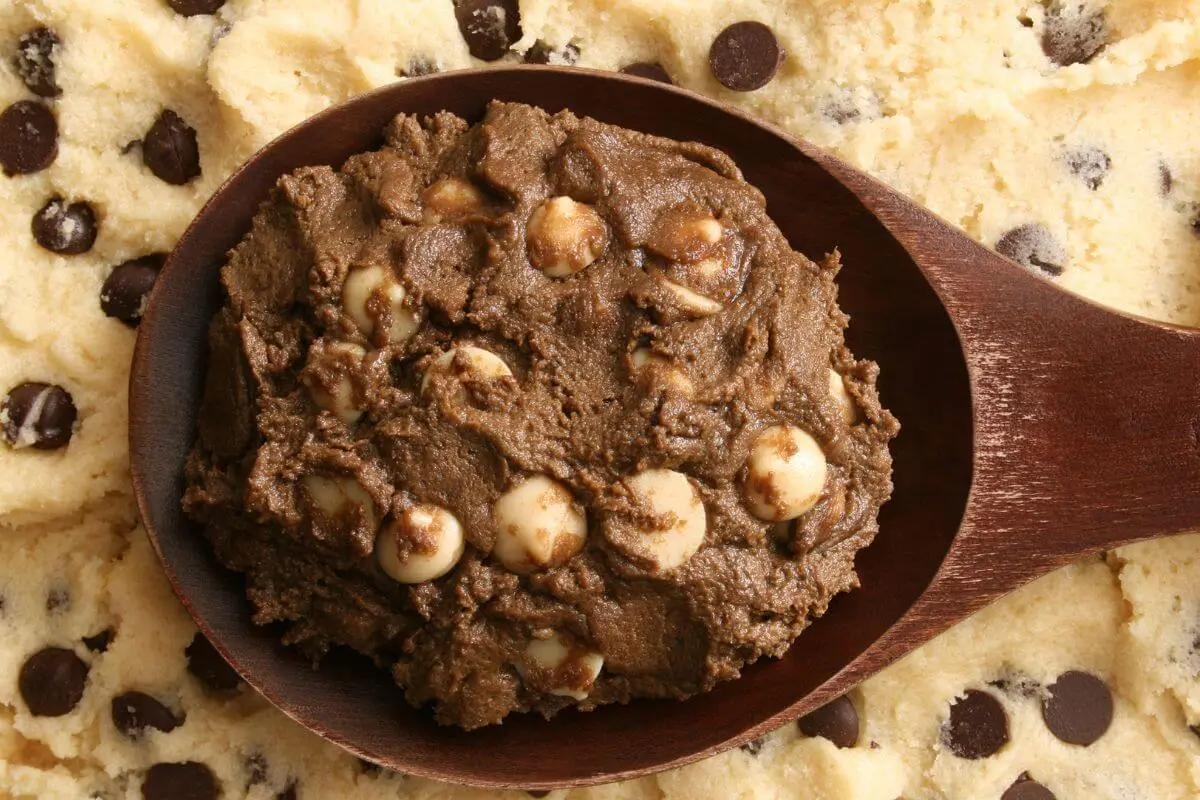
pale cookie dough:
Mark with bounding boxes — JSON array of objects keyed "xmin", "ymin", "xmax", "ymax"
[{"xmin": 2, "ymin": 0, "xmax": 1200, "ymax": 797}]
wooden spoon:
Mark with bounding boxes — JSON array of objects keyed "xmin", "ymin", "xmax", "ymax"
[{"xmin": 129, "ymin": 66, "xmax": 1200, "ymax": 790}]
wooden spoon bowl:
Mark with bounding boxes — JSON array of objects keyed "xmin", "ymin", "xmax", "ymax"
[{"xmin": 129, "ymin": 66, "xmax": 1200, "ymax": 790}]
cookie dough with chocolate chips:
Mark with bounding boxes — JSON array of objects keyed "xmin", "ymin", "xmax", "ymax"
[
  {"xmin": 4, "ymin": 0, "xmax": 1200, "ymax": 797},
  {"xmin": 184, "ymin": 101, "xmax": 897, "ymax": 728}
]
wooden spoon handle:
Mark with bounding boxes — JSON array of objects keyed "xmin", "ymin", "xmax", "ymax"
[
  {"xmin": 832, "ymin": 156, "xmax": 1200, "ymax": 557},
  {"xmin": 807, "ymin": 153, "xmax": 1200, "ymax": 671}
]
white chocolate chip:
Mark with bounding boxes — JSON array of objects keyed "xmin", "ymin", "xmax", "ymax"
[
  {"xmin": 420, "ymin": 346, "xmax": 512, "ymax": 396},
  {"xmin": 302, "ymin": 474, "xmax": 379, "ymax": 532},
  {"xmin": 526, "ymin": 196, "xmax": 609, "ymax": 278},
  {"xmin": 376, "ymin": 505, "xmax": 465, "ymax": 584},
  {"xmin": 342, "ymin": 265, "xmax": 418, "ymax": 345},
  {"xmin": 624, "ymin": 469, "xmax": 706, "ymax": 571},
  {"xmin": 421, "ymin": 176, "xmax": 485, "ymax": 222},
  {"xmin": 303, "ymin": 342, "xmax": 366, "ymax": 423},
  {"xmin": 492, "ymin": 475, "xmax": 586, "ymax": 573},
  {"xmin": 649, "ymin": 210, "xmax": 724, "ymax": 262},
  {"xmin": 743, "ymin": 425, "xmax": 828, "ymax": 521},
  {"xmin": 659, "ymin": 276, "xmax": 723, "ymax": 316},
  {"xmin": 828, "ymin": 369, "xmax": 857, "ymax": 425},
  {"xmin": 630, "ymin": 348, "xmax": 693, "ymax": 394},
  {"xmin": 517, "ymin": 632, "xmax": 604, "ymax": 700},
  {"xmin": 691, "ymin": 217, "xmax": 723, "ymax": 246}
]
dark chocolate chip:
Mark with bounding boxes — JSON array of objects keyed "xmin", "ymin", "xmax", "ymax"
[
  {"xmin": 526, "ymin": 792, "xmax": 549, "ymax": 799},
  {"xmin": 709, "ymin": 21, "xmax": 784, "ymax": 92},
  {"xmin": 142, "ymin": 110, "xmax": 201, "ymax": 185},
  {"xmin": 797, "ymin": 695, "xmax": 859, "ymax": 748},
  {"xmin": 14, "ymin": 27, "xmax": 61, "ymax": 98},
  {"xmin": 166, "ymin": 0, "xmax": 227, "ymax": 16},
  {"xmin": 0, "ymin": 100, "xmax": 58, "ymax": 175},
  {"xmin": 112, "ymin": 691, "xmax": 182, "ymax": 738},
  {"xmin": 995, "ymin": 223, "xmax": 1067, "ymax": 277},
  {"xmin": 32, "ymin": 197, "xmax": 98, "ymax": 255},
  {"xmin": 1159, "ymin": 162, "xmax": 1173, "ymax": 196},
  {"xmin": 142, "ymin": 762, "xmax": 219, "ymax": 800},
  {"xmin": 524, "ymin": 40, "xmax": 580, "ymax": 65},
  {"xmin": 83, "ymin": 629, "xmax": 114, "ymax": 653},
  {"xmin": 185, "ymin": 632, "xmax": 241, "ymax": 691},
  {"xmin": 454, "ymin": 0, "xmax": 521, "ymax": 62},
  {"xmin": 739, "ymin": 736, "xmax": 765, "ymax": 756},
  {"xmin": 620, "ymin": 62, "xmax": 672, "ymax": 84},
  {"xmin": 1063, "ymin": 145, "xmax": 1110, "ymax": 190},
  {"xmin": 46, "ymin": 588, "xmax": 69, "ymax": 613},
  {"xmin": 1041, "ymin": 1, "xmax": 1109, "ymax": 66},
  {"xmin": 101, "ymin": 254, "xmax": 165, "ymax": 326},
  {"xmin": 278, "ymin": 785, "xmax": 298, "ymax": 800},
  {"xmin": 3, "ymin": 382, "xmax": 78, "ymax": 450},
  {"xmin": 18, "ymin": 646, "xmax": 89, "ymax": 717},
  {"xmin": 1041, "ymin": 670, "xmax": 1112, "ymax": 746},
  {"xmin": 398, "ymin": 56, "xmax": 439, "ymax": 77},
  {"xmin": 1190, "ymin": 208, "xmax": 1200, "ymax": 238},
  {"xmin": 1002, "ymin": 777, "xmax": 1056, "ymax": 800},
  {"xmin": 941, "ymin": 689, "xmax": 1009, "ymax": 759}
]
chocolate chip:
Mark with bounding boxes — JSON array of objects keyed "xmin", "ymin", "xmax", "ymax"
[
  {"xmin": 142, "ymin": 762, "xmax": 219, "ymax": 800},
  {"xmin": 101, "ymin": 254, "xmax": 165, "ymax": 326},
  {"xmin": 526, "ymin": 792, "xmax": 549, "ymax": 799},
  {"xmin": 1159, "ymin": 162, "xmax": 1173, "ymax": 196},
  {"xmin": 83, "ymin": 629, "xmax": 114, "ymax": 653},
  {"xmin": 941, "ymin": 689, "xmax": 1009, "ymax": 759},
  {"xmin": 1041, "ymin": 670, "xmax": 1112, "ymax": 745},
  {"xmin": 1190, "ymin": 208, "xmax": 1200, "ymax": 238},
  {"xmin": 46, "ymin": 588, "xmax": 69, "ymax": 613},
  {"xmin": 524, "ymin": 40, "xmax": 580, "ymax": 66},
  {"xmin": 3, "ymin": 382, "xmax": 78, "ymax": 450},
  {"xmin": 277, "ymin": 785, "xmax": 298, "ymax": 800},
  {"xmin": 995, "ymin": 223, "xmax": 1066, "ymax": 277},
  {"xmin": 1063, "ymin": 145, "xmax": 1110, "ymax": 190},
  {"xmin": 112, "ymin": 691, "xmax": 182, "ymax": 738},
  {"xmin": 142, "ymin": 110, "xmax": 201, "ymax": 185},
  {"xmin": 185, "ymin": 632, "xmax": 240, "ymax": 691},
  {"xmin": 709, "ymin": 21, "xmax": 784, "ymax": 92},
  {"xmin": 0, "ymin": 100, "xmax": 58, "ymax": 175},
  {"xmin": 14, "ymin": 27, "xmax": 61, "ymax": 98},
  {"xmin": 454, "ymin": 0, "xmax": 521, "ymax": 62},
  {"xmin": 166, "ymin": 0, "xmax": 226, "ymax": 16},
  {"xmin": 1041, "ymin": 2, "xmax": 1109, "ymax": 66},
  {"xmin": 398, "ymin": 56, "xmax": 439, "ymax": 77},
  {"xmin": 1002, "ymin": 776, "xmax": 1056, "ymax": 800},
  {"xmin": 739, "ymin": 736, "xmax": 765, "ymax": 756},
  {"xmin": 32, "ymin": 197, "xmax": 98, "ymax": 255},
  {"xmin": 797, "ymin": 695, "xmax": 859, "ymax": 748},
  {"xmin": 19, "ymin": 646, "xmax": 89, "ymax": 717},
  {"xmin": 620, "ymin": 62, "xmax": 673, "ymax": 84}
]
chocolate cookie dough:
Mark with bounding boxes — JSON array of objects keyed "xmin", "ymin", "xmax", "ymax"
[{"xmin": 183, "ymin": 101, "xmax": 897, "ymax": 729}]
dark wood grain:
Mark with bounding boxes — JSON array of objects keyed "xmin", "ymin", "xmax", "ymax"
[{"xmin": 128, "ymin": 66, "xmax": 1200, "ymax": 790}]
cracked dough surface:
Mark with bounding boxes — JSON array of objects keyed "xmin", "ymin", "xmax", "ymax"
[{"xmin": 1, "ymin": 0, "xmax": 1199, "ymax": 798}]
